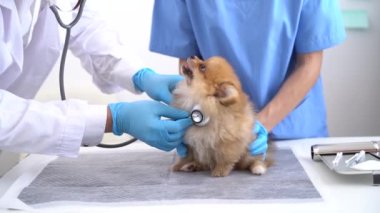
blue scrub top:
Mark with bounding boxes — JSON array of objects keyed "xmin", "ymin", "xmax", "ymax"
[{"xmin": 150, "ymin": 0, "xmax": 346, "ymax": 140}]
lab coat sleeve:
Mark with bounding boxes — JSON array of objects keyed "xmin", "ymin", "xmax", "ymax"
[
  {"xmin": 0, "ymin": 90, "xmax": 106, "ymax": 157},
  {"xmin": 295, "ymin": 0, "xmax": 346, "ymax": 53},
  {"xmin": 68, "ymin": 4, "xmax": 144, "ymax": 94}
]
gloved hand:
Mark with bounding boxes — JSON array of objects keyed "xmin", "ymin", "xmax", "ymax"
[
  {"xmin": 176, "ymin": 142, "xmax": 188, "ymax": 158},
  {"xmin": 133, "ymin": 68, "xmax": 183, "ymax": 104},
  {"xmin": 249, "ymin": 121, "xmax": 269, "ymax": 157},
  {"xmin": 108, "ymin": 101, "xmax": 192, "ymax": 151}
]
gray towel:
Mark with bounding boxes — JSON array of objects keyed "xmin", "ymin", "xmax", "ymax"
[{"xmin": 18, "ymin": 149, "xmax": 320, "ymax": 204}]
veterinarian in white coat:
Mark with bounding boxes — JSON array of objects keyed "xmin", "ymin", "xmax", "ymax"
[{"xmin": 0, "ymin": 0, "xmax": 192, "ymax": 157}]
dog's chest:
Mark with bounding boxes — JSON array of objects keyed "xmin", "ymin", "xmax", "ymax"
[{"xmin": 184, "ymin": 125, "xmax": 219, "ymax": 163}]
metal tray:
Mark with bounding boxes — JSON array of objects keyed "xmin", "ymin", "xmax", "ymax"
[{"xmin": 311, "ymin": 141, "xmax": 380, "ymax": 185}]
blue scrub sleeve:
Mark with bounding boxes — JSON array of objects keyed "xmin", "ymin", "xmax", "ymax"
[
  {"xmin": 295, "ymin": 0, "xmax": 346, "ymax": 53},
  {"xmin": 149, "ymin": 0, "xmax": 200, "ymax": 58}
]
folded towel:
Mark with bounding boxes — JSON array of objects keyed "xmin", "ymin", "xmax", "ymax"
[{"xmin": 18, "ymin": 149, "xmax": 320, "ymax": 205}]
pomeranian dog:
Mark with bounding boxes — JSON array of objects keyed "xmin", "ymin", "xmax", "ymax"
[{"xmin": 171, "ymin": 56, "xmax": 271, "ymax": 177}]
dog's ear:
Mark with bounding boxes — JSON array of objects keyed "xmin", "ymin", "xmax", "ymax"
[{"xmin": 215, "ymin": 82, "xmax": 239, "ymax": 106}]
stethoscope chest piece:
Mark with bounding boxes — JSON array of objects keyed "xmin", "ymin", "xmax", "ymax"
[{"xmin": 191, "ymin": 105, "xmax": 210, "ymax": 126}]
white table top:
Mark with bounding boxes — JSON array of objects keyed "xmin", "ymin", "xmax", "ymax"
[{"xmin": 0, "ymin": 137, "xmax": 379, "ymax": 213}]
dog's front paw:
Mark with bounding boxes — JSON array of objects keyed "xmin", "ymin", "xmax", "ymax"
[
  {"xmin": 211, "ymin": 165, "xmax": 233, "ymax": 177},
  {"xmin": 250, "ymin": 163, "xmax": 267, "ymax": 175},
  {"xmin": 180, "ymin": 162, "xmax": 199, "ymax": 172},
  {"xmin": 211, "ymin": 169, "xmax": 228, "ymax": 177},
  {"xmin": 173, "ymin": 161, "xmax": 201, "ymax": 172}
]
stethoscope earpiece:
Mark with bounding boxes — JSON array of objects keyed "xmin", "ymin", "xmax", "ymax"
[{"xmin": 190, "ymin": 105, "xmax": 210, "ymax": 126}]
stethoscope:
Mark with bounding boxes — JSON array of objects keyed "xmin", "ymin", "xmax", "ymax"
[
  {"xmin": 48, "ymin": 0, "xmax": 86, "ymax": 101},
  {"xmin": 190, "ymin": 105, "xmax": 210, "ymax": 127},
  {"xmin": 49, "ymin": 0, "xmax": 136, "ymax": 148},
  {"xmin": 49, "ymin": 0, "xmax": 209, "ymax": 148}
]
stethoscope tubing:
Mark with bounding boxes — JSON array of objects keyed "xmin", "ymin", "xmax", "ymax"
[{"xmin": 50, "ymin": 0, "xmax": 136, "ymax": 148}]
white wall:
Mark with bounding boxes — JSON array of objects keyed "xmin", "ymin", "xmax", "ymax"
[
  {"xmin": 323, "ymin": 0, "xmax": 380, "ymax": 136},
  {"xmin": 37, "ymin": 0, "xmax": 380, "ymax": 137}
]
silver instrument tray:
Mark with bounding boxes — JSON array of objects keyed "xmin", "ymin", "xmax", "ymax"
[{"xmin": 311, "ymin": 141, "xmax": 380, "ymax": 185}]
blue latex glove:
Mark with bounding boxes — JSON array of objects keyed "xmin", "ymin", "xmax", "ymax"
[
  {"xmin": 249, "ymin": 121, "xmax": 269, "ymax": 158},
  {"xmin": 176, "ymin": 142, "xmax": 188, "ymax": 158},
  {"xmin": 133, "ymin": 68, "xmax": 183, "ymax": 104},
  {"xmin": 109, "ymin": 101, "xmax": 192, "ymax": 151}
]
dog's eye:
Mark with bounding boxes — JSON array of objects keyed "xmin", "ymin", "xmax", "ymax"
[{"xmin": 199, "ymin": 64, "xmax": 206, "ymax": 72}]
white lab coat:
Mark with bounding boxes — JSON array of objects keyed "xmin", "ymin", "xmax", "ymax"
[{"xmin": 0, "ymin": 0, "xmax": 144, "ymax": 157}]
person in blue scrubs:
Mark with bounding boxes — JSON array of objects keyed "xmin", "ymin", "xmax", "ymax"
[{"xmin": 149, "ymin": 0, "xmax": 346, "ymax": 156}]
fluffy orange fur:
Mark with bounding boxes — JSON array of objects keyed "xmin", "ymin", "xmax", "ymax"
[{"xmin": 172, "ymin": 56, "xmax": 270, "ymax": 177}]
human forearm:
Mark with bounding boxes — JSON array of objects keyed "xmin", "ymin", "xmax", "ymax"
[
  {"xmin": 258, "ymin": 51, "xmax": 323, "ymax": 132},
  {"xmin": 105, "ymin": 106, "xmax": 113, "ymax": 133},
  {"xmin": 0, "ymin": 90, "xmax": 88, "ymax": 157}
]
